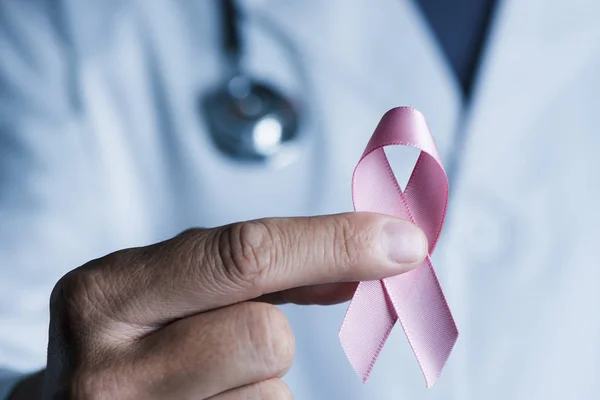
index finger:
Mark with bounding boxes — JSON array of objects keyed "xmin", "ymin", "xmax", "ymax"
[{"xmin": 72, "ymin": 213, "xmax": 427, "ymax": 328}]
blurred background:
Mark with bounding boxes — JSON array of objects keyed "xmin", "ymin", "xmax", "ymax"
[{"xmin": 2, "ymin": 0, "xmax": 600, "ymax": 399}]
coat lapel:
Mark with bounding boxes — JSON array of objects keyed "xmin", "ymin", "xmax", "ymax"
[
  {"xmin": 446, "ymin": 0, "xmax": 600, "ymax": 397},
  {"xmin": 465, "ymin": 0, "xmax": 600, "ymax": 151}
]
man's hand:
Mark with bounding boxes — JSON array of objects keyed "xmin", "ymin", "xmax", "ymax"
[{"xmin": 40, "ymin": 213, "xmax": 426, "ymax": 399}]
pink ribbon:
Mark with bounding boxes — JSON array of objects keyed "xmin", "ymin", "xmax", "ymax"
[{"xmin": 339, "ymin": 107, "xmax": 458, "ymax": 387}]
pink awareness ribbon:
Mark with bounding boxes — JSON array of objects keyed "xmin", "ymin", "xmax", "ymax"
[{"xmin": 339, "ymin": 107, "xmax": 458, "ymax": 387}]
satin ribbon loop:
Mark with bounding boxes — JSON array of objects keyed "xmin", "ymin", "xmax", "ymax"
[{"xmin": 339, "ymin": 107, "xmax": 458, "ymax": 388}]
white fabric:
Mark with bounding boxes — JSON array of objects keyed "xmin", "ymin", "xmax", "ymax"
[{"xmin": 2, "ymin": 0, "xmax": 600, "ymax": 398}]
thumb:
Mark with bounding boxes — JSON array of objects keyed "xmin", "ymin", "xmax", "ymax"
[{"xmin": 198, "ymin": 212, "xmax": 428, "ymax": 307}]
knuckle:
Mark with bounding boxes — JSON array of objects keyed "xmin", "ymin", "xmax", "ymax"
[
  {"xmin": 259, "ymin": 379, "xmax": 294, "ymax": 400},
  {"xmin": 331, "ymin": 215, "xmax": 364, "ymax": 270},
  {"xmin": 218, "ymin": 221, "xmax": 275, "ymax": 289},
  {"xmin": 243, "ymin": 303, "xmax": 295, "ymax": 373},
  {"xmin": 52, "ymin": 268, "xmax": 107, "ymax": 329}
]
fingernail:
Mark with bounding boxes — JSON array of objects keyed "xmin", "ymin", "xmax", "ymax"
[{"xmin": 382, "ymin": 221, "xmax": 427, "ymax": 265}]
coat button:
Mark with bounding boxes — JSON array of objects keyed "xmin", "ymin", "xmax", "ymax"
[{"xmin": 448, "ymin": 187, "xmax": 519, "ymax": 267}]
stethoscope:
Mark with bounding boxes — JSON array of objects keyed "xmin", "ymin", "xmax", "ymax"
[{"xmin": 201, "ymin": 0, "xmax": 302, "ymax": 162}]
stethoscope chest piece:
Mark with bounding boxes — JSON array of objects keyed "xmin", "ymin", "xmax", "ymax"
[{"xmin": 202, "ymin": 75, "xmax": 300, "ymax": 162}]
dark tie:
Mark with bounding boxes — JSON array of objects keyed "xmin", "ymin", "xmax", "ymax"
[{"xmin": 415, "ymin": 0, "xmax": 498, "ymax": 99}]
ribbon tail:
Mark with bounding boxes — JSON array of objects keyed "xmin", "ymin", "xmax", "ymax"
[
  {"xmin": 383, "ymin": 257, "xmax": 458, "ymax": 388},
  {"xmin": 339, "ymin": 280, "xmax": 397, "ymax": 382},
  {"xmin": 339, "ymin": 259, "xmax": 458, "ymax": 387}
]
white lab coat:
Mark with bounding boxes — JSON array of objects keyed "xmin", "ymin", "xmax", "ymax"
[{"xmin": 2, "ymin": 0, "xmax": 600, "ymax": 398}]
